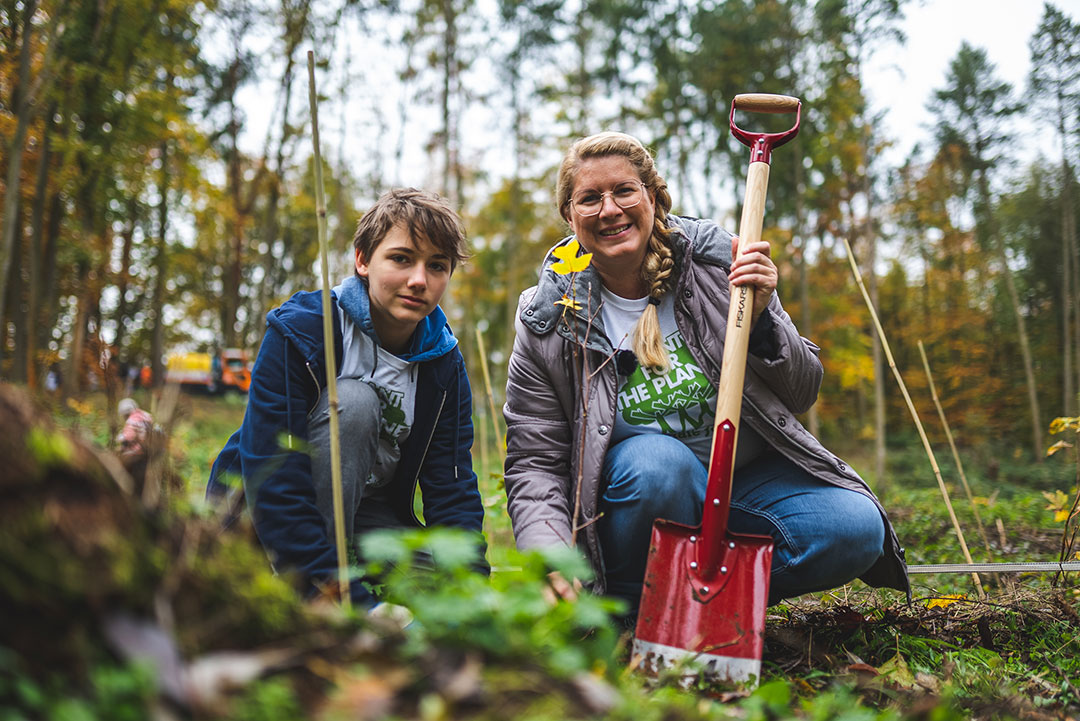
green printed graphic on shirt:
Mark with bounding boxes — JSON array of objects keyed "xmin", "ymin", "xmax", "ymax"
[
  {"xmin": 616, "ymin": 329, "xmax": 716, "ymax": 439},
  {"xmin": 373, "ymin": 386, "xmax": 407, "ymax": 442}
]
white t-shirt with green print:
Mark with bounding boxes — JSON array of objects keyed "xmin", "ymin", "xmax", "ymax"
[{"xmin": 601, "ymin": 288, "xmax": 766, "ymax": 470}]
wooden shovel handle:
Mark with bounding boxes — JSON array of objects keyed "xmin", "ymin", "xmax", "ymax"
[
  {"xmin": 733, "ymin": 93, "xmax": 800, "ymax": 114},
  {"xmin": 700, "ymin": 160, "xmax": 771, "ymax": 562},
  {"xmin": 714, "ymin": 161, "xmax": 770, "ymax": 425}
]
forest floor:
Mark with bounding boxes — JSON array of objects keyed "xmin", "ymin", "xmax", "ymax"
[{"xmin": 2, "ymin": 385, "xmax": 1078, "ymax": 720}]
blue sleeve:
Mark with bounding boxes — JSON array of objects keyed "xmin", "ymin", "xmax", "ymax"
[
  {"xmin": 418, "ymin": 353, "xmax": 490, "ymax": 572},
  {"xmin": 236, "ymin": 326, "xmax": 374, "ymax": 606}
]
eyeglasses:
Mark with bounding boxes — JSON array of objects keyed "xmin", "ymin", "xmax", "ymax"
[{"xmin": 570, "ymin": 182, "xmax": 646, "ymax": 217}]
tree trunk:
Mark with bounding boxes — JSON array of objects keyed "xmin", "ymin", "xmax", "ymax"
[
  {"xmin": 505, "ymin": 39, "xmax": 524, "ymax": 344},
  {"xmin": 0, "ymin": 0, "xmax": 39, "ymax": 342},
  {"xmin": 38, "ymin": 188, "xmax": 63, "ymax": 356},
  {"xmin": 978, "ymin": 172, "xmax": 1043, "ymax": 458},
  {"xmin": 25, "ymin": 111, "xmax": 53, "ymax": 388},
  {"xmin": 857, "ymin": 118, "xmax": 886, "ymax": 489},
  {"xmin": 1062, "ymin": 158, "xmax": 1075, "ymax": 414},
  {"xmin": 867, "ymin": 218, "xmax": 886, "ymax": 489},
  {"xmin": 63, "ymin": 265, "xmax": 90, "ymax": 396},
  {"xmin": 150, "ymin": 139, "xmax": 170, "ymax": 388},
  {"xmin": 222, "ymin": 57, "xmax": 244, "ymax": 349},
  {"xmin": 1064, "ymin": 163, "xmax": 1080, "ymax": 415},
  {"xmin": 792, "ymin": 132, "xmax": 818, "ymax": 437},
  {"xmin": 440, "ymin": 0, "xmax": 457, "ymax": 203},
  {"xmin": 8, "ymin": 200, "xmax": 28, "ymax": 382},
  {"xmin": 996, "ymin": 236, "xmax": 1044, "ymax": 457},
  {"xmin": 572, "ymin": 6, "xmax": 590, "ymax": 137},
  {"xmin": 112, "ymin": 198, "xmax": 138, "ymax": 353}
]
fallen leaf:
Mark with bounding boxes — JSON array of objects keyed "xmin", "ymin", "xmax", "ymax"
[
  {"xmin": 927, "ymin": 594, "xmax": 966, "ymax": 609},
  {"xmin": 877, "ymin": 653, "xmax": 917, "ymax": 689}
]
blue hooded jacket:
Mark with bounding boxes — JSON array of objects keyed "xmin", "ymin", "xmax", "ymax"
[{"xmin": 208, "ymin": 276, "xmax": 487, "ymax": 605}]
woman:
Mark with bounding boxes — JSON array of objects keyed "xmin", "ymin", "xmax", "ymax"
[{"xmin": 503, "ymin": 132, "xmax": 908, "ymax": 612}]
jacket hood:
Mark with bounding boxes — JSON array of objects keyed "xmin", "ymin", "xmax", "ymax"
[{"xmin": 266, "ymin": 276, "xmax": 458, "ymax": 368}]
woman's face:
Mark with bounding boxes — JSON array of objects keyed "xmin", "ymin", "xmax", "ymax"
[{"xmin": 566, "ymin": 156, "xmax": 655, "ymax": 294}]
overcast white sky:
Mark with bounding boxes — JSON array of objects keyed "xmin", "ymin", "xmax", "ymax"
[{"xmin": 866, "ymin": 0, "xmax": 1080, "ymax": 165}]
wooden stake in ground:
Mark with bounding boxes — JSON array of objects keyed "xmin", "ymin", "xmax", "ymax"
[
  {"xmin": 916, "ymin": 340, "xmax": 994, "ymax": 561},
  {"xmin": 308, "ymin": 51, "xmax": 350, "ymax": 609},
  {"xmin": 842, "ymin": 238, "xmax": 984, "ymax": 599},
  {"xmin": 475, "ymin": 327, "xmax": 505, "ymax": 464}
]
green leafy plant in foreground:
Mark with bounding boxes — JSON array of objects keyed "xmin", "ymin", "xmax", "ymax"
[
  {"xmin": 0, "ymin": 646, "xmax": 156, "ymax": 721},
  {"xmin": 355, "ymin": 528, "xmax": 980, "ymax": 720},
  {"xmin": 359, "ymin": 527, "xmax": 625, "ymax": 680}
]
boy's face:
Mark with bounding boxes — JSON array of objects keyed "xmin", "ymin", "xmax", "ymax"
[{"xmin": 355, "ymin": 223, "xmax": 451, "ymax": 351}]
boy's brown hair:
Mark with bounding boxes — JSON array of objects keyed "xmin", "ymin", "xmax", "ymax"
[{"xmin": 352, "ymin": 188, "xmax": 468, "ymax": 272}]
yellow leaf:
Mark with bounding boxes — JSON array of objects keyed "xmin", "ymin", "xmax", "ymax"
[
  {"xmin": 1043, "ymin": 490, "xmax": 1069, "ymax": 510},
  {"xmin": 1055, "ymin": 509, "xmax": 1070, "ymax": 523},
  {"xmin": 1049, "ymin": 416, "xmax": 1080, "ymax": 435},
  {"xmin": 926, "ymin": 594, "xmax": 966, "ymax": 609},
  {"xmin": 551, "ymin": 239, "xmax": 593, "ymax": 275},
  {"xmin": 554, "ymin": 295, "xmax": 583, "ymax": 311},
  {"xmin": 1046, "ymin": 440, "xmax": 1072, "ymax": 457}
]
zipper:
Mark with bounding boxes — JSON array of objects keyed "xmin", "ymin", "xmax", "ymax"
[
  {"xmin": 409, "ymin": 389, "xmax": 448, "ymax": 526},
  {"xmin": 305, "ymin": 361, "xmax": 320, "ymax": 415}
]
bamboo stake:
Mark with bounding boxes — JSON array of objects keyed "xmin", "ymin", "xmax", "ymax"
[
  {"xmin": 475, "ymin": 327, "xmax": 505, "ymax": 464},
  {"xmin": 842, "ymin": 238, "xmax": 984, "ymax": 599},
  {"xmin": 308, "ymin": 51, "xmax": 350, "ymax": 609},
  {"xmin": 916, "ymin": 340, "xmax": 994, "ymax": 561}
]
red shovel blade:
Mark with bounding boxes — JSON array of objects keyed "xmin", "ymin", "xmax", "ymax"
[
  {"xmin": 631, "ymin": 419, "xmax": 774, "ymax": 685},
  {"xmin": 632, "ymin": 522, "xmax": 773, "ymax": 684}
]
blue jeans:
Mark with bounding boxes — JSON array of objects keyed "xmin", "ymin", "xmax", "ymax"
[{"xmin": 597, "ymin": 434, "xmax": 885, "ymax": 609}]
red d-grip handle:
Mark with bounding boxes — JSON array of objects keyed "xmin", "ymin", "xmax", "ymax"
[{"xmin": 729, "ymin": 93, "xmax": 801, "ymax": 166}]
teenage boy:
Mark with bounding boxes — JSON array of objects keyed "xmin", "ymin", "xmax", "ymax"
[{"xmin": 208, "ymin": 188, "xmax": 486, "ymax": 607}]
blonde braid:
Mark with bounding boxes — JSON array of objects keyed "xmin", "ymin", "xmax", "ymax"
[{"xmin": 633, "ymin": 223, "xmax": 675, "ymax": 372}]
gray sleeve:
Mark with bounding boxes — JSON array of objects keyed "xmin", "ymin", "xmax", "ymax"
[{"xmin": 502, "ymin": 303, "xmax": 575, "ymax": 550}]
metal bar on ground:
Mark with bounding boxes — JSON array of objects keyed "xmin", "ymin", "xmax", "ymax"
[{"xmin": 907, "ymin": 562, "xmax": 1080, "ymax": 574}]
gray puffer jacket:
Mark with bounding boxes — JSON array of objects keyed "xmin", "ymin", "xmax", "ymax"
[{"xmin": 502, "ymin": 214, "xmax": 910, "ymax": 598}]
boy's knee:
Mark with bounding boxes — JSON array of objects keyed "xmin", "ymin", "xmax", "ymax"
[{"xmin": 336, "ymin": 378, "xmax": 382, "ymax": 435}]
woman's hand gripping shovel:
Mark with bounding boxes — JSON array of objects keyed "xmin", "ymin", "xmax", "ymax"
[{"xmin": 631, "ymin": 94, "xmax": 801, "ymax": 686}]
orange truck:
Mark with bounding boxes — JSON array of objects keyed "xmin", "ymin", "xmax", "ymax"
[{"xmin": 164, "ymin": 349, "xmax": 252, "ymax": 394}]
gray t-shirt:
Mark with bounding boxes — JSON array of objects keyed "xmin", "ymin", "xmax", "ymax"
[{"xmin": 337, "ymin": 306, "xmax": 418, "ymax": 488}]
